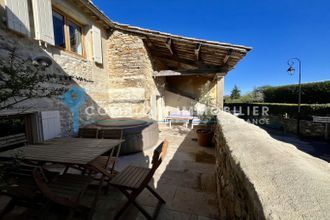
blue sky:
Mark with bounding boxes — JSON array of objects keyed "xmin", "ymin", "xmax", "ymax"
[{"xmin": 93, "ymin": 0, "xmax": 330, "ymax": 95}]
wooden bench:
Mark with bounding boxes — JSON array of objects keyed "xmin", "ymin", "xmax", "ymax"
[{"xmin": 0, "ymin": 133, "xmax": 27, "ymax": 151}]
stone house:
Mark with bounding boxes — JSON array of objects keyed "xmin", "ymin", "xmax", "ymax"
[{"xmin": 0, "ymin": 0, "xmax": 251, "ymax": 142}]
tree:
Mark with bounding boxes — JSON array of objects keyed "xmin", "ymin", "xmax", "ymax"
[
  {"xmin": 230, "ymin": 85, "xmax": 241, "ymax": 99},
  {"xmin": 0, "ymin": 47, "xmax": 66, "ymax": 110}
]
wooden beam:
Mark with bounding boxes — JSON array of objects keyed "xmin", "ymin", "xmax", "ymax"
[
  {"xmin": 165, "ymin": 38, "xmax": 174, "ymax": 55},
  {"xmin": 141, "ymin": 36, "xmax": 153, "ymax": 47},
  {"xmin": 151, "ymin": 52, "xmax": 206, "ymax": 67},
  {"xmin": 153, "ymin": 70, "xmax": 182, "ymax": 77},
  {"xmin": 153, "ymin": 67, "xmax": 228, "ymax": 77},
  {"xmin": 114, "ymin": 25, "xmax": 251, "ymax": 52},
  {"xmin": 223, "ymin": 49, "xmax": 233, "ymax": 65},
  {"xmin": 194, "ymin": 44, "xmax": 202, "ymax": 60},
  {"xmin": 176, "ymin": 67, "xmax": 229, "ymax": 74}
]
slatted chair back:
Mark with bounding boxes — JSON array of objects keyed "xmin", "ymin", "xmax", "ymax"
[
  {"xmin": 78, "ymin": 128, "xmax": 98, "ymax": 139},
  {"xmin": 151, "ymin": 140, "xmax": 168, "ymax": 172},
  {"xmin": 100, "ymin": 129, "xmax": 122, "ymax": 139},
  {"xmin": 5, "ymin": 164, "xmax": 37, "ymax": 189},
  {"xmin": 0, "ymin": 133, "xmax": 27, "ymax": 151},
  {"xmin": 100, "ymin": 129, "xmax": 123, "ymax": 158},
  {"xmin": 138, "ymin": 140, "xmax": 168, "ymax": 188},
  {"xmin": 0, "ymin": 163, "xmax": 42, "ymax": 218},
  {"xmin": 32, "ymin": 167, "xmax": 78, "ymax": 208}
]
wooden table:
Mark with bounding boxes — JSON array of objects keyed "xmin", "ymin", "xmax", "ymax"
[
  {"xmin": 0, "ymin": 137, "xmax": 124, "ymax": 216},
  {"xmin": 0, "ymin": 137, "xmax": 123, "ymax": 165}
]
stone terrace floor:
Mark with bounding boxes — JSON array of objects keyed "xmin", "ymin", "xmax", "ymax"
[{"xmin": 1, "ymin": 125, "xmax": 219, "ymax": 220}]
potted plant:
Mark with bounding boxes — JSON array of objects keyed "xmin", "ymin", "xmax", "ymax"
[{"xmin": 195, "ymin": 81, "xmax": 216, "ymax": 147}]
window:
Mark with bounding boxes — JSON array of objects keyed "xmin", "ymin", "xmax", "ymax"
[
  {"xmin": 52, "ymin": 9, "xmax": 84, "ymax": 56},
  {"xmin": 53, "ymin": 11, "xmax": 65, "ymax": 48},
  {"xmin": 68, "ymin": 21, "xmax": 82, "ymax": 55}
]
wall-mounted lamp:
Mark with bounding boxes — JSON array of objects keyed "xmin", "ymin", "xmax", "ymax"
[{"xmin": 31, "ymin": 55, "xmax": 52, "ymax": 68}]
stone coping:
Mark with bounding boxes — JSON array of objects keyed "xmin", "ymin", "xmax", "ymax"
[{"xmin": 217, "ymin": 111, "xmax": 330, "ymax": 219}]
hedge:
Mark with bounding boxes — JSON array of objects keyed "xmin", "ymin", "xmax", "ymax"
[
  {"xmin": 263, "ymin": 81, "xmax": 330, "ymax": 104},
  {"xmin": 224, "ymin": 103, "xmax": 330, "ymax": 120}
]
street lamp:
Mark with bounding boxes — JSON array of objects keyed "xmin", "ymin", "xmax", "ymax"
[{"xmin": 287, "ymin": 58, "xmax": 302, "ymax": 136}]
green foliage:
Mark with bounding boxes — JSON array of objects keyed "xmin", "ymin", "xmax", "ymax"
[
  {"xmin": 198, "ymin": 80, "xmax": 215, "ymax": 107},
  {"xmin": 230, "ymin": 85, "xmax": 241, "ymax": 99},
  {"xmin": 224, "ymin": 103, "xmax": 330, "ymax": 119},
  {"xmin": 0, "ymin": 47, "xmax": 67, "ymax": 110},
  {"xmin": 226, "ymin": 86, "xmax": 268, "ymax": 103},
  {"xmin": 263, "ymin": 81, "xmax": 330, "ymax": 104}
]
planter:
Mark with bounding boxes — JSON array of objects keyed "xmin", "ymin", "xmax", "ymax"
[{"xmin": 196, "ymin": 129, "xmax": 213, "ymax": 147}]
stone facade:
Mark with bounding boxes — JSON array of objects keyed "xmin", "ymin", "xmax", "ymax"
[
  {"xmin": 0, "ymin": 0, "xmax": 166, "ymax": 135},
  {"xmin": 215, "ymin": 111, "xmax": 330, "ymax": 219},
  {"xmin": 0, "ymin": 0, "xmax": 225, "ymax": 137},
  {"xmin": 107, "ymin": 30, "xmax": 163, "ymax": 118},
  {"xmin": 0, "ymin": 0, "xmax": 111, "ymax": 136}
]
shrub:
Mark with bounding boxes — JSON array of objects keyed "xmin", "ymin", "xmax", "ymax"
[
  {"xmin": 263, "ymin": 81, "xmax": 330, "ymax": 104},
  {"xmin": 224, "ymin": 103, "xmax": 330, "ymax": 119}
]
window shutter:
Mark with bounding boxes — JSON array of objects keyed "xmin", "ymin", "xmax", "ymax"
[
  {"xmin": 32, "ymin": 0, "xmax": 55, "ymax": 45},
  {"xmin": 41, "ymin": 111, "xmax": 61, "ymax": 140},
  {"xmin": 92, "ymin": 25, "xmax": 103, "ymax": 64},
  {"xmin": 5, "ymin": 0, "xmax": 31, "ymax": 36}
]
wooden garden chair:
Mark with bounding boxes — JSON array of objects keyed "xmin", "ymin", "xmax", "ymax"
[
  {"xmin": 90, "ymin": 129, "xmax": 123, "ymax": 174},
  {"xmin": 86, "ymin": 129, "xmax": 123, "ymax": 192},
  {"xmin": 33, "ymin": 167, "xmax": 93, "ymax": 219},
  {"xmin": 68, "ymin": 127, "xmax": 100, "ymax": 173},
  {"xmin": 78, "ymin": 128, "xmax": 99, "ymax": 138},
  {"xmin": 0, "ymin": 163, "xmax": 57, "ymax": 219},
  {"xmin": 109, "ymin": 140, "xmax": 168, "ymax": 220}
]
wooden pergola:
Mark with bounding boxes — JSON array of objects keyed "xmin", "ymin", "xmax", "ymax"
[
  {"xmin": 114, "ymin": 24, "xmax": 252, "ymax": 77},
  {"xmin": 76, "ymin": 0, "xmax": 251, "ymax": 77},
  {"xmin": 76, "ymin": 0, "xmax": 252, "ymax": 107}
]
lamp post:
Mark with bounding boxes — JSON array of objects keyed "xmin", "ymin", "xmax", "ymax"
[{"xmin": 287, "ymin": 58, "xmax": 302, "ymax": 136}]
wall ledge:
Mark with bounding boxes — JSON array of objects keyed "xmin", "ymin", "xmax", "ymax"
[{"xmin": 215, "ymin": 111, "xmax": 330, "ymax": 219}]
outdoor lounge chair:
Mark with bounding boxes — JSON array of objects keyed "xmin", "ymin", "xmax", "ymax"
[
  {"xmin": 109, "ymin": 140, "xmax": 168, "ymax": 220},
  {"xmin": 33, "ymin": 167, "xmax": 93, "ymax": 219}
]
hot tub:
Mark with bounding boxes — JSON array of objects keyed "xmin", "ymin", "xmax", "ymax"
[{"xmin": 86, "ymin": 118, "xmax": 159, "ymax": 155}]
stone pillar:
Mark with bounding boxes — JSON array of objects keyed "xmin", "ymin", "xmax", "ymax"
[{"xmin": 216, "ymin": 75, "xmax": 225, "ymax": 110}]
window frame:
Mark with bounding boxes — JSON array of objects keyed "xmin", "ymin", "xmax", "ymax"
[{"xmin": 52, "ymin": 7, "xmax": 86, "ymax": 58}]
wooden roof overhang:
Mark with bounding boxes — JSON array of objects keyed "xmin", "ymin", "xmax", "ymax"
[
  {"xmin": 73, "ymin": 1, "xmax": 252, "ymax": 77},
  {"xmin": 113, "ymin": 24, "xmax": 252, "ymax": 77},
  {"xmin": 74, "ymin": 0, "xmax": 115, "ymax": 29}
]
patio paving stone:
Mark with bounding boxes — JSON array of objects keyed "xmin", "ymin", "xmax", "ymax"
[{"xmin": 0, "ymin": 125, "xmax": 220, "ymax": 219}]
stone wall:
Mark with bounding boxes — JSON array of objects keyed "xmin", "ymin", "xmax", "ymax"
[
  {"xmin": 0, "ymin": 0, "xmax": 111, "ymax": 136},
  {"xmin": 164, "ymin": 90, "xmax": 207, "ymax": 115},
  {"xmin": 0, "ymin": 0, "xmax": 225, "ymax": 133},
  {"xmin": 267, "ymin": 115, "xmax": 328, "ymax": 138},
  {"xmin": 0, "ymin": 0, "xmax": 164, "ymax": 135},
  {"xmin": 215, "ymin": 111, "xmax": 330, "ymax": 219},
  {"xmin": 107, "ymin": 30, "xmax": 162, "ymax": 118}
]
